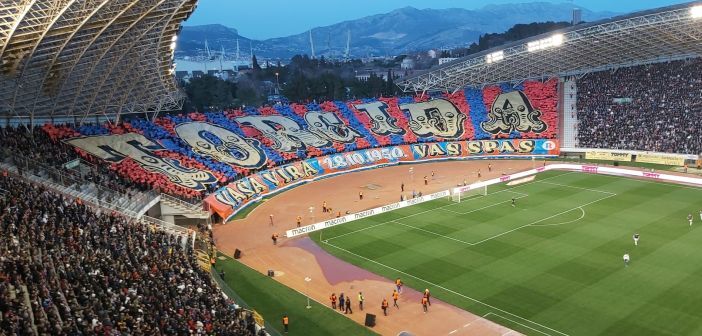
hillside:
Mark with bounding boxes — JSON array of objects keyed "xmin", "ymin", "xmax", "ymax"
[{"xmin": 177, "ymin": 2, "xmax": 618, "ymax": 59}]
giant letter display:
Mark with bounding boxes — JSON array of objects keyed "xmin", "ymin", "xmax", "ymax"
[
  {"xmin": 206, "ymin": 139, "xmax": 560, "ymax": 221},
  {"xmin": 400, "ymin": 99, "xmax": 467, "ymax": 138},
  {"xmin": 304, "ymin": 111, "xmax": 362, "ymax": 143},
  {"xmin": 54, "ymin": 82, "xmax": 559, "ymax": 199},
  {"xmin": 66, "ymin": 133, "xmax": 218, "ymax": 191},
  {"xmin": 174, "ymin": 122, "xmax": 267, "ymax": 169},
  {"xmin": 235, "ymin": 115, "xmax": 330, "ymax": 152},
  {"xmin": 481, "ymin": 91, "xmax": 548, "ymax": 135},
  {"xmin": 353, "ymin": 101, "xmax": 405, "ymax": 136}
]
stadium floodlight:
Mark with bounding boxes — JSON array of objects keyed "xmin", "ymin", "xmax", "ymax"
[
  {"xmin": 692, "ymin": 5, "xmax": 702, "ymax": 19},
  {"xmin": 172, "ymin": 35, "xmax": 178, "ymax": 42},
  {"xmin": 527, "ymin": 34, "xmax": 565, "ymax": 52},
  {"xmin": 486, "ymin": 50, "xmax": 504, "ymax": 64},
  {"xmin": 170, "ymin": 41, "xmax": 177, "ymax": 50},
  {"xmin": 551, "ymin": 33, "xmax": 564, "ymax": 46}
]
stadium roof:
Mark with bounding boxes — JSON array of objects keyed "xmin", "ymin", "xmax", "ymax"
[
  {"xmin": 0, "ymin": 0, "xmax": 198, "ymax": 120},
  {"xmin": 399, "ymin": 2, "xmax": 702, "ymax": 93}
]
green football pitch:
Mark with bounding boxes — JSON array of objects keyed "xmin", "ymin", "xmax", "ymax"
[{"xmin": 311, "ymin": 170, "xmax": 702, "ymax": 336}]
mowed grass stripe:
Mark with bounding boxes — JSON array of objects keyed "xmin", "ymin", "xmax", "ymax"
[{"xmin": 312, "ymin": 172, "xmax": 702, "ymax": 336}]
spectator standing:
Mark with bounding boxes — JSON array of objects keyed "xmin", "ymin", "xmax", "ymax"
[
  {"xmin": 358, "ymin": 292, "xmax": 364, "ymax": 311},
  {"xmin": 345, "ymin": 297, "xmax": 353, "ymax": 314},
  {"xmin": 330, "ymin": 293, "xmax": 337, "ymax": 309}
]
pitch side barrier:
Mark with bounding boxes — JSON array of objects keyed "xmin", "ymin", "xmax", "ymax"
[
  {"xmin": 286, "ymin": 163, "xmax": 702, "ymax": 238},
  {"xmin": 285, "ymin": 190, "xmax": 450, "ymax": 237}
]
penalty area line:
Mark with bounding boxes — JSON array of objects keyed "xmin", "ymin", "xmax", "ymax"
[
  {"xmin": 469, "ymin": 193, "xmax": 616, "ymax": 245},
  {"xmin": 530, "ymin": 207, "xmax": 586, "ymax": 227},
  {"xmin": 536, "ymin": 180, "xmax": 616, "ymax": 195},
  {"xmin": 442, "ymin": 193, "xmax": 529, "ymax": 215},
  {"xmin": 484, "ymin": 313, "xmax": 556, "ymax": 336},
  {"xmin": 321, "ymin": 240, "xmax": 571, "ymax": 336},
  {"xmin": 324, "ymin": 172, "xmax": 576, "ymax": 242}
]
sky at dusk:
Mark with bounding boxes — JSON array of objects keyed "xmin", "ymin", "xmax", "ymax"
[{"xmin": 184, "ymin": 0, "xmax": 693, "ymax": 39}]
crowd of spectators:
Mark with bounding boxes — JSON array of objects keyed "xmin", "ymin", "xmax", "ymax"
[
  {"xmin": 0, "ymin": 81, "xmax": 560, "ymax": 204},
  {"xmin": 0, "ymin": 126, "xmax": 147, "ymax": 199},
  {"xmin": 0, "ymin": 172, "xmax": 260, "ymax": 335},
  {"xmin": 576, "ymin": 58, "xmax": 702, "ymax": 154}
]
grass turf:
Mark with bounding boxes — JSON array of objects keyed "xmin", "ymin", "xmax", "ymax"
[
  {"xmin": 311, "ymin": 171, "xmax": 702, "ymax": 336},
  {"xmin": 214, "ymin": 254, "xmax": 379, "ymax": 336}
]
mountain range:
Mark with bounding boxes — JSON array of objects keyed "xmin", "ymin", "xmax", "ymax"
[{"xmin": 176, "ymin": 2, "xmax": 619, "ymax": 59}]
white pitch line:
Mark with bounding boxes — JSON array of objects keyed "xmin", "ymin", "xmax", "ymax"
[
  {"xmin": 443, "ymin": 194, "xmax": 530, "ymax": 215},
  {"xmin": 322, "ymin": 240, "xmax": 570, "ymax": 336},
  {"xmin": 324, "ymin": 200, "xmax": 462, "ymax": 242},
  {"xmin": 530, "ymin": 207, "xmax": 586, "ymax": 227},
  {"xmin": 391, "ymin": 221, "xmax": 473, "ymax": 245},
  {"xmin": 469, "ymin": 193, "xmax": 616, "ymax": 245},
  {"xmin": 324, "ymin": 172, "xmax": 574, "ymax": 242},
  {"xmin": 485, "ymin": 313, "xmax": 555, "ymax": 336},
  {"xmin": 396, "ymin": 197, "xmax": 603, "ymax": 246},
  {"xmin": 537, "ymin": 180, "xmax": 617, "ymax": 195}
]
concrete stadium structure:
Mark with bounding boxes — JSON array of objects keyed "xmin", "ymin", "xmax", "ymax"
[
  {"xmin": 0, "ymin": 0, "xmax": 197, "ymax": 121},
  {"xmin": 399, "ymin": 2, "xmax": 702, "ymax": 93}
]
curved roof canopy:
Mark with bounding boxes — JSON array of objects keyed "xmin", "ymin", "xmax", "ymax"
[
  {"xmin": 0, "ymin": 0, "xmax": 197, "ymax": 120},
  {"xmin": 399, "ymin": 2, "xmax": 702, "ymax": 92}
]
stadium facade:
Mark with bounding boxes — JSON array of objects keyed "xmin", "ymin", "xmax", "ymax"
[{"xmin": 0, "ymin": 0, "xmax": 197, "ymax": 122}]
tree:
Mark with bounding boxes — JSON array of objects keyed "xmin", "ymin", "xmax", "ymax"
[
  {"xmin": 235, "ymin": 76, "xmax": 263, "ymax": 107},
  {"xmin": 183, "ymin": 75, "xmax": 235, "ymax": 112},
  {"xmin": 252, "ymin": 54, "xmax": 261, "ymax": 71},
  {"xmin": 385, "ymin": 69, "xmax": 396, "ymax": 96}
]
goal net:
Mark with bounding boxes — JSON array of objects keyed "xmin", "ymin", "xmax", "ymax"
[{"xmin": 451, "ymin": 184, "xmax": 487, "ymax": 203}]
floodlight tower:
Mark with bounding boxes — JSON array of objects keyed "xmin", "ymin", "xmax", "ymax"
[
  {"xmin": 309, "ymin": 29, "xmax": 316, "ymax": 59},
  {"xmin": 219, "ymin": 45, "xmax": 225, "ymax": 73},
  {"xmin": 344, "ymin": 30, "xmax": 351, "ymax": 60}
]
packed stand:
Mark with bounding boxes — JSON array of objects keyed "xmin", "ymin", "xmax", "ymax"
[
  {"xmin": 576, "ymin": 58, "xmax": 702, "ymax": 154},
  {"xmin": 0, "ymin": 126, "xmax": 147, "ymax": 199},
  {"xmin": 0, "ymin": 81, "xmax": 559, "ymax": 203},
  {"xmin": 0, "ymin": 173, "xmax": 259, "ymax": 335}
]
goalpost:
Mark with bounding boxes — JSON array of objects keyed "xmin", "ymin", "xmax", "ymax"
[{"xmin": 451, "ymin": 184, "xmax": 487, "ymax": 203}]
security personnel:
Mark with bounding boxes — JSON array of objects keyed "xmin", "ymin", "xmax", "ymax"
[
  {"xmin": 330, "ymin": 293, "xmax": 337, "ymax": 309},
  {"xmin": 271, "ymin": 233, "xmax": 279, "ymax": 245},
  {"xmin": 381, "ymin": 298, "xmax": 389, "ymax": 316},
  {"xmin": 358, "ymin": 292, "xmax": 364, "ymax": 311}
]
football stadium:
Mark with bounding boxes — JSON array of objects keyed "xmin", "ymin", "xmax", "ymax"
[{"xmin": 1, "ymin": 1, "xmax": 702, "ymax": 335}]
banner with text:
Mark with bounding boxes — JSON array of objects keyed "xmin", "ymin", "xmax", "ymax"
[
  {"xmin": 635, "ymin": 153, "xmax": 686, "ymax": 166},
  {"xmin": 206, "ymin": 139, "xmax": 559, "ymax": 221},
  {"xmin": 584, "ymin": 151, "xmax": 632, "ymax": 162}
]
